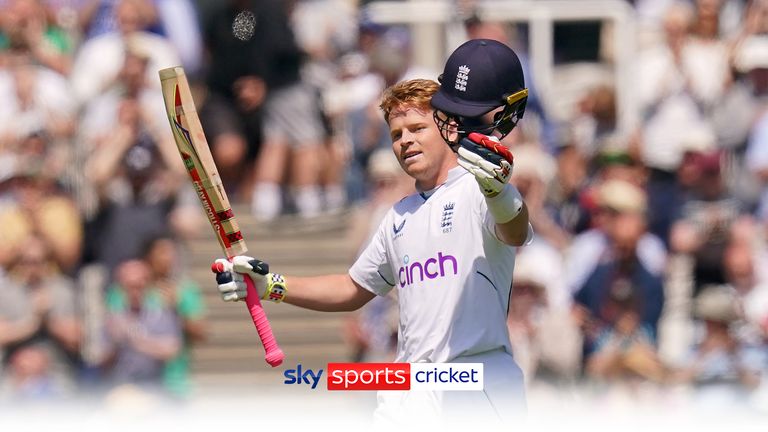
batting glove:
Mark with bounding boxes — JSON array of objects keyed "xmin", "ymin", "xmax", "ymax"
[
  {"xmin": 457, "ymin": 132, "xmax": 514, "ymax": 197},
  {"xmin": 212, "ymin": 256, "xmax": 287, "ymax": 303}
]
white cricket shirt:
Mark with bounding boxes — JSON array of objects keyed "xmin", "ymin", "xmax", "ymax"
[{"xmin": 350, "ymin": 166, "xmax": 524, "ymax": 363}]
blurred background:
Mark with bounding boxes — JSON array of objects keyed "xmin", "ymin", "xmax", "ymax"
[{"xmin": 0, "ymin": 0, "xmax": 767, "ymax": 423}]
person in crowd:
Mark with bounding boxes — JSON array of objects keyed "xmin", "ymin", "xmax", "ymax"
[
  {"xmin": 70, "ymin": 0, "xmax": 179, "ymax": 105},
  {"xmin": 141, "ymin": 236, "xmax": 206, "ymax": 397},
  {"xmin": 0, "ymin": 50, "xmax": 76, "ymax": 148},
  {"xmin": 565, "ymin": 179, "xmax": 667, "ymax": 297},
  {"xmin": 582, "ymin": 280, "xmax": 667, "ymax": 384},
  {"xmin": 674, "ymin": 286, "xmax": 765, "ymax": 408},
  {"xmin": 670, "ymin": 149, "xmax": 749, "ymax": 295},
  {"xmin": 0, "ymin": 235, "xmax": 82, "ymax": 397},
  {"xmin": 720, "ymin": 242, "xmax": 768, "ymax": 343},
  {"xmin": 572, "ymin": 180, "xmax": 666, "ymax": 361},
  {"xmin": 103, "ymin": 259, "xmax": 181, "ymax": 392},
  {"xmin": 0, "ymin": 157, "xmax": 83, "ymax": 272},
  {"xmin": 82, "ymin": 49, "xmax": 201, "ymax": 272},
  {"xmin": 542, "ymin": 142, "xmax": 591, "ymax": 247},
  {"xmin": 0, "ymin": 0, "xmax": 75, "ymax": 74}
]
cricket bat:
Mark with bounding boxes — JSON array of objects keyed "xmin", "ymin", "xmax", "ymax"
[{"xmin": 159, "ymin": 66, "xmax": 284, "ymax": 367}]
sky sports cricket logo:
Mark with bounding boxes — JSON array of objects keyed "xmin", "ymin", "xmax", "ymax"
[{"xmin": 284, "ymin": 363, "xmax": 483, "ymax": 391}]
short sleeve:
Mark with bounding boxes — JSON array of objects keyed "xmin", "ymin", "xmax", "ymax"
[{"xmin": 349, "ymin": 215, "xmax": 396, "ymax": 296}]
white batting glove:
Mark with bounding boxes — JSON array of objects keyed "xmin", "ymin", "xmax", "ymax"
[
  {"xmin": 456, "ymin": 132, "xmax": 514, "ymax": 197},
  {"xmin": 212, "ymin": 256, "xmax": 287, "ymax": 303}
]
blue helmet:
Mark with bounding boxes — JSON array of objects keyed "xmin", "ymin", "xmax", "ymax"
[{"xmin": 431, "ymin": 39, "xmax": 528, "ymax": 142}]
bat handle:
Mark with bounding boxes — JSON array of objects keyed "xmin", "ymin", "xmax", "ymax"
[{"xmin": 243, "ymin": 274, "xmax": 285, "ymax": 367}]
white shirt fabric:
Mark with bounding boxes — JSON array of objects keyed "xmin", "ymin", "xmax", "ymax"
[{"xmin": 349, "ymin": 166, "xmax": 521, "ymax": 363}]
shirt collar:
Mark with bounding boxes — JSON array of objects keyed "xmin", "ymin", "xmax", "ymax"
[{"xmin": 417, "ymin": 166, "xmax": 467, "ymax": 200}]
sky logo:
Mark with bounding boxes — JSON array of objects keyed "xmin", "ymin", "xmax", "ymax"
[
  {"xmin": 284, "ymin": 364, "xmax": 323, "ymax": 389},
  {"xmin": 398, "ymin": 252, "xmax": 458, "ymax": 288}
]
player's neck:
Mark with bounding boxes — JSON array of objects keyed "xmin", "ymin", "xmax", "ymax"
[{"xmin": 415, "ymin": 162, "xmax": 460, "ymax": 192}]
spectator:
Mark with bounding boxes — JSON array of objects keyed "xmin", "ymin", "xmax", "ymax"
[
  {"xmin": 741, "ymin": 35, "xmax": 768, "ymax": 218},
  {"xmin": 721, "ymin": 243, "xmax": 768, "ymax": 342},
  {"xmin": 543, "ymin": 143, "xmax": 591, "ymax": 243},
  {"xmin": 508, "ymin": 245, "xmax": 581, "ymax": 384},
  {"xmin": 638, "ymin": 2, "xmax": 710, "ymax": 206},
  {"xmin": 685, "ymin": 0, "xmax": 731, "ymax": 106},
  {"xmin": 202, "ymin": 0, "xmax": 328, "ymax": 218},
  {"xmin": 141, "ymin": 236, "xmax": 206, "ymax": 397},
  {"xmin": 78, "ymin": 0, "xmax": 158, "ymax": 40},
  {"xmin": 154, "ymin": 0, "xmax": 202, "ymax": 74},
  {"xmin": 675, "ymin": 286, "xmax": 765, "ymax": 407},
  {"xmin": 290, "ymin": 0, "xmax": 355, "ymax": 215},
  {"xmin": 103, "ymin": 259, "xmax": 181, "ymax": 392},
  {"xmin": 0, "ymin": 0, "xmax": 75, "ymax": 74},
  {"xmin": 565, "ymin": 180, "xmax": 667, "ymax": 296},
  {"xmin": 0, "ymin": 51, "xmax": 76, "ymax": 148},
  {"xmin": 70, "ymin": 0, "xmax": 179, "ymax": 105},
  {"xmin": 507, "ymin": 259, "xmax": 549, "ymax": 383},
  {"xmin": 0, "ymin": 235, "xmax": 82, "ymax": 397},
  {"xmin": 509, "ymin": 143, "xmax": 570, "ymax": 250},
  {"xmin": 0, "ymin": 345, "xmax": 64, "ymax": 402},
  {"xmin": 79, "ymin": 45, "xmax": 182, "ymax": 177},
  {"xmin": 572, "ymin": 180, "xmax": 666, "ymax": 360},
  {"xmin": 0, "ymin": 157, "xmax": 83, "ymax": 272},
  {"xmin": 670, "ymin": 149, "xmax": 748, "ymax": 294},
  {"xmin": 570, "ymin": 85, "xmax": 619, "ymax": 160},
  {"xmin": 82, "ymin": 56, "xmax": 201, "ymax": 272},
  {"xmin": 582, "ymin": 279, "xmax": 667, "ymax": 384}
]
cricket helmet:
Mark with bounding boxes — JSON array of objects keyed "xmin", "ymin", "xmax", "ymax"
[{"xmin": 431, "ymin": 39, "xmax": 528, "ymax": 143}]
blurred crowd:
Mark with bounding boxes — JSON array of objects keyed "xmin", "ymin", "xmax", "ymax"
[{"xmin": 0, "ymin": 0, "xmax": 766, "ymax": 416}]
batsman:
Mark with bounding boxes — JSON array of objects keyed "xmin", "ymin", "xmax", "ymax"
[{"xmin": 214, "ymin": 39, "xmax": 532, "ymax": 424}]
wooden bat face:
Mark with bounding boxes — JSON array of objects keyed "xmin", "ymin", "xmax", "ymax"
[{"xmin": 160, "ymin": 68, "xmax": 247, "ymax": 258}]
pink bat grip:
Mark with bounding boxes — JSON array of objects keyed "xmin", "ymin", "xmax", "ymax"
[{"xmin": 243, "ymin": 274, "xmax": 285, "ymax": 367}]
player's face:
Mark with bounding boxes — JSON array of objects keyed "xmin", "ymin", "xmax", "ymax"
[{"xmin": 388, "ymin": 106, "xmax": 457, "ymax": 190}]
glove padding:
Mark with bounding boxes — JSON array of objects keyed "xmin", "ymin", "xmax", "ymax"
[
  {"xmin": 213, "ymin": 256, "xmax": 287, "ymax": 303},
  {"xmin": 457, "ymin": 132, "xmax": 514, "ymax": 196}
]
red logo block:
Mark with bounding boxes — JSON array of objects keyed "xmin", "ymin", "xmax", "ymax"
[{"xmin": 327, "ymin": 363, "xmax": 411, "ymax": 391}]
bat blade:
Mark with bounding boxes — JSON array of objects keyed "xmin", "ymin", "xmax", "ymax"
[
  {"xmin": 159, "ymin": 66, "xmax": 284, "ymax": 367},
  {"xmin": 159, "ymin": 67, "xmax": 246, "ymax": 258}
]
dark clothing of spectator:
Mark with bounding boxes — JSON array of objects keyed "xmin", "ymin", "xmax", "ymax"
[
  {"xmin": 646, "ymin": 169, "xmax": 684, "ymax": 248},
  {"xmin": 203, "ymin": 0, "xmax": 304, "ymax": 98},
  {"xmin": 677, "ymin": 194, "xmax": 743, "ymax": 295},
  {"xmin": 575, "ymin": 257, "xmax": 665, "ymax": 357},
  {"xmin": 85, "ymin": 197, "xmax": 174, "ymax": 275}
]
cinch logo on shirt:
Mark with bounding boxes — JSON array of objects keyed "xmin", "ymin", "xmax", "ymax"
[{"xmin": 398, "ymin": 252, "xmax": 458, "ymax": 288}]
